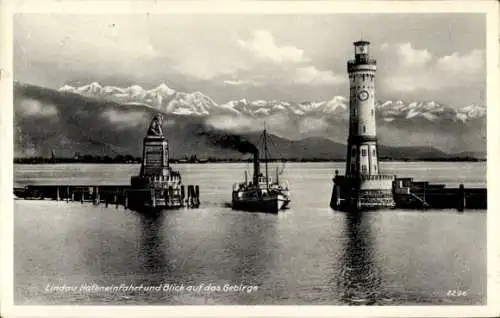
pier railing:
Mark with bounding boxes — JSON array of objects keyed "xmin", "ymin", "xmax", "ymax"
[{"xmin": 336, "ymin": 174, "xmax": 395, "ymax": 181}]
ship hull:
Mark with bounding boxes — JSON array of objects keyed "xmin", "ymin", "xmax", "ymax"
[
  {"xmin": 277, "ymin": 191, "xmax": 291, "ymax": 209},
  {"xmin": 232, "ymin": 193, "xmax": 285, "ymax": 214}
]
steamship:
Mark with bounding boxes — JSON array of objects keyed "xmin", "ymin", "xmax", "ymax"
[{"xmin": 231, "ymin": 129, "xmax": 291, "ymax": 214}]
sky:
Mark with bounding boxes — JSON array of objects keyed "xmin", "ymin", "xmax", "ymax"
[{"xmin": 14, "ymin": 13, "xmax": 486, "ymax": 108}]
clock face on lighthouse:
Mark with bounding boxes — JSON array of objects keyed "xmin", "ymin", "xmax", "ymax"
[{"xmin": 358, "ymin": 90, "xmax": 369, "ymax": 101}]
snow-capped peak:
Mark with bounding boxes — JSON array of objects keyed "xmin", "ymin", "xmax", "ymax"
[
  {"xmin": 329, "ymin": 96, "xmax": 348, "ymax": 103},
  {"xmin": 58, "ymin": 85, "xmax": 75, "ymax": 92},
  {"xmin": 66, "ymin": 81, "xmax": 102, "ymax": 95},
  {"xmin": 125, "ymin": 85, "xmax": 145, "ymax": 96},
  {"xmin": 457, "ymin": 104, "xmax": 486, "ymax": 120},
  {"xmin": 150, "ymin": 83, "xmax": 176, "ymax": 96}
]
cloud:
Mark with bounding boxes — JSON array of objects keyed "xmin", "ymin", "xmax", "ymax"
[
  {"xmin": 18, "ymin": 99, "xmax": 58, "ymax": 117},
  {"xmin": 205, "ymin": 112, "xmax": 293, "ymax": 138},
  {"xmin": 436, "ymin": 49, "xmax": 484, "ymax": 75},
  {"xmin": 381, "ymin": 43, "xmax": 485, "ymax": 93},
  {"xmin": 223, "ymin": 79, "xmax": 262, "ymax": 86},
  {"xmin": 205, "ymin": 115, "xmax": 258, "ymax": 133},
  {"xmin": 293, "ymin": 66, "xmax": 345, "ymax": 85},
  {"xmin": 217, "ymin": 30, "xmax": 345, "ymax": 87},
  {"xmin": 397, "ymin": 43, "xmax": 432, "ymax": 67},
  {"xmin": 237, "ymin": 30, "xmax": 309, "ymax": 64},
  {"xmin": 297, "ymin": 117, "xmax": 329, "ymax": 135},
  {"xmin": 15, "ymin": 16, "xmax": 161, "ymax": 81},
  {"xmin": 171, "ymin": 58, "xmax": 244, "ymax": 81},
  {"xmin": 101, "ymin": 110, "xmax": 149, "ymax": 127}
]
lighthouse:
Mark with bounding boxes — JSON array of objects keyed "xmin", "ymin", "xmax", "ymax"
[
  {"xmin": 346, "ymin": 41, "xmax": 379, "ymax": 177},
  {"xmin": 330, "ymin": 40, "xmax": 395, "ymax": 211}
]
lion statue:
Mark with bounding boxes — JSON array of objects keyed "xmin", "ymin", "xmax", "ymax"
[{"xmin": 147, "ymin": 113, "xmax": 164, "ymax": 137}]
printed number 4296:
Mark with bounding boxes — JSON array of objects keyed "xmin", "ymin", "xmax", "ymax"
[{"xmin": 447, "ymin": 290, "xmax": 468, "ymax": 297}]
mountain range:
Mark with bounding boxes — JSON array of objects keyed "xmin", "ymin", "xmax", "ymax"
[
  {"xmin": 14, "ymin": 82, "xmax": 486, "ymax": 160},
  {"xmin": 59, "ymin": 82, "xmax": 485, "ymax": 123}
]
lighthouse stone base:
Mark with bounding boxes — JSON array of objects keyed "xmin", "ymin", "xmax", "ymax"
[{"xmin": 330, "ymin": 174, "xmax": 395, "ymax": 211}]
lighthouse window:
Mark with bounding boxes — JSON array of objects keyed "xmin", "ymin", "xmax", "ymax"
[
  {"xmin": 361, "ymin": 149, "xmax": 367, "ymax": 157},
  {"xmin": 363, "ymin": 125, "xmax": 366, "ymax": 133},
  {"xmin": 373, "ymin": 165, "xmax": 377, "ymax": 172},
  {"xmin": 372, "ymin": 149, "xmax": 376, "ymax": 156}
]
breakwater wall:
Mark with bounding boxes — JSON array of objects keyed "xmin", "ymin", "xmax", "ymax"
[{"xmin": 13, "ymin": 184, "xmax": 201, "ymax": 210}]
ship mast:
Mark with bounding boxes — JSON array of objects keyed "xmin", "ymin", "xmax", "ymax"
[{"xmin": 263, "ymin": 123, "xmax": 269, "ymax": 190}]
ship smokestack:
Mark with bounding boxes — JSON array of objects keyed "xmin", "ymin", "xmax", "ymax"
[{"xmin": 253, "ymin": 150, "xmax": 260, "ymax": 186}]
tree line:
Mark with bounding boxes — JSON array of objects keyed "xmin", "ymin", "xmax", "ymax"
[{"xmin": 14, "ymin": 154, "xmax": 484, "ymax": 164}]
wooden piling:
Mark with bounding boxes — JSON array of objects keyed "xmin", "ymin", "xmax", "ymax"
[
  {"xmin": 95, "ymin": 186, "xmax": 100, "ymax": 205},
  {"xmin": 458, "ymin": 184, "xmax": 465, "ymax": 212},
  {"xmin": 124, "ymin": 191, "xmax": 128, "ymax": 209},
  {"xmin": 422, "ymin": 184, "xmax": 426, "ymax": 210},
  {"xmin": 330, "ymin": 184, "xmax": 341, "ymax": 209},
  {"xmin": 168, "ymin": 186, "xmax": 174, "ymax": 206},
  {"xmin": 187, "ymin": 185, "xmax": 193, "ymax": 208},
  {"xmin": 56, "ymin": 187, "xmax": 60, "ymax": 201},
  {"xmin": 164, "ymin": 189, "xmax": 169, "ymax": 206}
]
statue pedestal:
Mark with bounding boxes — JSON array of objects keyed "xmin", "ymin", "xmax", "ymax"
[
  {"xmin": 141, "ymin": 135, "xmax": 169, "ymax": 177},
  {"xmin": 126, "ymin": 113, "xmax": 200, "ymax": 211}
]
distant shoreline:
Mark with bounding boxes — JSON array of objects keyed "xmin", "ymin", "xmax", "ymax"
[{"xmin": 13, "ymin": 157, "xmax": 486, "ymax": 164}]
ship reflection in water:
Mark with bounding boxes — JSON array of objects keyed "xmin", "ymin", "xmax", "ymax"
[{"xmin": 336, "ymin": 213, "xmax": 382, "ymax": 305}]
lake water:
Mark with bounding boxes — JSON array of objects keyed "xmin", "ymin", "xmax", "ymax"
[{"xmin": 14, "ymin": 162, "xmax": 486, "ymax": 305}]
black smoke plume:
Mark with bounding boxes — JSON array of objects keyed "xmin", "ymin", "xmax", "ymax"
[
  {"xmin": 195, "ymin": 124, "xmax": 258, "ymax": 155},
  {"xmin": 196, "ymin": 124, "xmax": 261, "ymax": 184}
]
